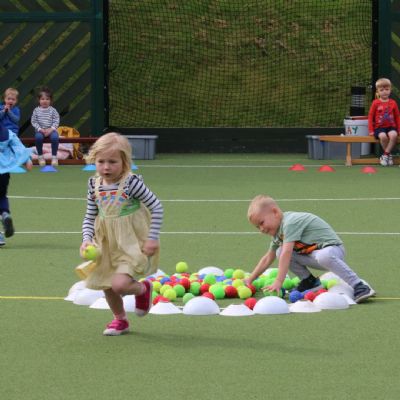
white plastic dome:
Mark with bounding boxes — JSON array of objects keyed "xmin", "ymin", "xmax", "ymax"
[
  {"xmin": 182, "ymin": 296, "xmax": 220, "ymax": 315},
  {"xmin": 289, "ymin": 300, "xmax": 321, "ymax": 313},
  {"xmin": 253, "ymin": 296, "xmax": 290, "ymax": 315},
  {"xmin": 149, "ymin": 301, "xmax": 182, "ymax": 315},
  {"xmin": 198, "ymin": 266, "xmax": 225, "ymax": 276},
  {"xmin": 122, "ymin": 295, "xmax": 136, "ymax": 312},
  {"xmin": 313, "ymin": 292, "xmax": 349, "ymax": 310},
  {"xmin": 328, "ymin": 282, "xmax": 354, "ymax": 298},
  {"xmin": 89, "ymin": 297, "xmax": 110, "ymax": 310},
  {"xmin": 220, "ymin": 304, "xmax": 254, "ymax": 316},
  {"xmin": 73, "ymin": 289, "xmax": 104, "ymax": 306},
  {"xmin": 64, "ymin": 280, "xmax": 86, "ymax": 301}
]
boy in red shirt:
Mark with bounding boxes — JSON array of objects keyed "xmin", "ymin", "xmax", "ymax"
[{"xmin": 368, "ymin": 78, "xmax": 400, "ymax": 166}]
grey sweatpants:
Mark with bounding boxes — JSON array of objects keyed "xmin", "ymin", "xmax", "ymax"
[{"xmin": 277, "ymin": 245, "xmax": 361, "ymax": 288}]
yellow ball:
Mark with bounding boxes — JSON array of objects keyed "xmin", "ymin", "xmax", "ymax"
[
  {"xmin": 232, "ymin": 279, "xmax": 244, "ymax": 288},
  {"xmin": 238, "ymin": 286, "xmax": 252, "ymax": 299},
  {"xmin": 152, "ymin": 281, "xmax": 162, "ymax": 293},
  {"xmin": 160, "ymin": 284, "xmax": 172, "ymax": 296},
  {"xmin": 176, "ymin": 261, "xmax": 189, "ymax": 273},
  {"xmin": 163, "ymin": 288, "xmax": 177, "ymax": 301},
  {"xmin": 83, "ymin": 245, "xmax": 99, "ymax": 261},
  {"xmin": 232, "ymin": 269, "xmax": 245, "ymax": 279}
]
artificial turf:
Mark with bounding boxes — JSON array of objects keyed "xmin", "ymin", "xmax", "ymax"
[{"xmin": 1, "ymin": 154, "xmax": 399, "ymax": 400}]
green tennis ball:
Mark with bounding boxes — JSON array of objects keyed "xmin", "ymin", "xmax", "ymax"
[
  {"xmin": 152, "ymin": 290, "xmax": 158, "ymax": 300},
  {"xmin": 83, "ymin": 245, "xmax": 99, "ymax": 261},
  {"xmin": 209, "ymin": 285, "xmax": 225, "ymax": 299},
  {"xmin": 232, "ymin": 269, "xmax": 245, "ymax": 279},
  {"xmin": 173, "ymin": 284, "xmax": 186, "ymax": 297},
  {"xmin": 282, "ymin": 278, "xmax": 294, "ymax": 290},
  {"xmin": 321, "ymin": 279, "xmax": 328, "ymax": 289},
  {"xmin": 204, "ymin": 274, "xmax": 217, "ymax": 285},
  {"xmin": 232, "ymin": 279, "xmax": 244, "ymax": 288},
  {"xmin": 182, "ymin": 293, "xmax": 195, "ymax": 304},
  {"xmin": 176, "ymin": 261, "xmax": 188, "ymax": 273},
  {"xmin": 152, "ymin": 281, "xmax": 162, "ymax": 293},
  {"xmin": 224, "ymin": 268, "xmax": 234, "ymax": 278},
  {"xmin": 267, "ymin": 268, "xmax": 278, "ymax": 278},
  {"xmin": 163, "ymin": 288, "xmax": 177, "ymax": 301},
  {"xmin": 189, "ymin": 282, "xmax": 201, "ymax": 295},
  {"xmin": 238, "ymin": 286, "xmax": 252, "ymax": 299},
  {"xmin": 189, "ymin": 274, "xmax": 198, "ymax": 281},
  {"xmin": 291, "ymin": 276, "xmax": 301, "ymax": 287},
  {"xmin": 252, "ymin": 279, "xmax": 262, "ymax": 290},
  {"xmin": 327, "ymin": 279, "xmax": 338, "ymax": 289}
]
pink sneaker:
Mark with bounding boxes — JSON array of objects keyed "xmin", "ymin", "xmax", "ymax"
[
  {"xmin": 135, "ymin": 280, "xmax": 153, "ymax": 317},
  {"xmin": 103, "ymin": 319, "xmax": 129, "ymax": 336}
]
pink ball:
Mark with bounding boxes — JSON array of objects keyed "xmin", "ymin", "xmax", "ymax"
[
  {"xmin": 244, "ymin": 297, "xmax": 257, "ymax": 310},
  {"xmin": 202, "ymin": 292, "xmax": 215, "ymax": 300}
]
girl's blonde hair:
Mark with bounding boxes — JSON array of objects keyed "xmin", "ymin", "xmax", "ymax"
[
  {"xmin": 376, "ymin": 78, "xmax": 391, "ymax": 90},
  {"xmin": 3, "ymin": 87, "xmax": 19, "ymax": 99},
  {"xmin": 247, "ymin": 195, "xmax": 279, "ymax": 221},
  {"xmin": 86, "ymin": 132, "xmax": 132, "ymax": 176}
]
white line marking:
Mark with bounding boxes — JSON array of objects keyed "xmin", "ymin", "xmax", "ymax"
[
  {"xmin": 139, "ymin": 164, "xmax": 348, "ymax": 168},
  {"xmin": 14, "ymin": 231, "xmax": 400, "ymax": 235},
  {"xmin": 9, "ymin": 195, "xmax": 400, "ymax": 202}
]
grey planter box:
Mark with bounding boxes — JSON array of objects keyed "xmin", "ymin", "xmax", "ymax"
[
  {"xmin": 125, "ymin": 135, "xmax": 158, "ymax": 160},
  {"xmin": 306, "ymin": 135, "xmax": 361, "ymax": 160}
]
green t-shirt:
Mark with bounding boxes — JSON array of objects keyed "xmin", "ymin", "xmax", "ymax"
[{"xmin": 269, "ymin": 212, "xmax": 342, "ymax": 253}]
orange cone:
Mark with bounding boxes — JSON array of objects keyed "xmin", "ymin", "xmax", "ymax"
[
  {"xmin": 361, "ymin": 166, "xmax": 377, "ymax": 174},
  {"xmin": 289, "ymin": 164, "xmax": 305, "ymax": 171},
  {"xmin": 318, "ymin": 165, "xmax": 335, "ymax": 172}
]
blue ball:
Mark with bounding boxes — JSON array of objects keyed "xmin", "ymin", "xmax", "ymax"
[
  {"xmin": 289, "ymin": 290, "xmax": 303, "ymax": 303},
  {"xmin": 160, "ymin": 277, "xmax": 170, "ymax": 284},
  {"xmin": 198, "ymin": 274, "xmax": 206, "ymax": 280},
  {"xmin": 216, "ymin": 276, "xmax": 226, "ymax": 282}
]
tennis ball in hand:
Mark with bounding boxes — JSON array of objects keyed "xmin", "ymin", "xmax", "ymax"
[
  {"xmin": 176, "ymin": 261, "xmax": 188, "ymax": 273},
  {"xmin": 83, "ymin": 245, "xmax": 99, "ymax": 261}
]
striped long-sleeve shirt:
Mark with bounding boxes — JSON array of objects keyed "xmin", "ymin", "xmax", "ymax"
[
  {"xmin": 31, "ymin": 106, "xmax": 60, "ymax": 131},
  {"xmin": 82, "ymin": 174, "xmax": 163, "ymax": 242}
]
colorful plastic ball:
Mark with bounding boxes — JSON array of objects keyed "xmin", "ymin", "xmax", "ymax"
[
  {"xmin": 224, "ymin": 285, "xmax": 238, "ymax": 298},
  {"xmin": 163, "ymin": 288, "xmax": 177, "ymax": 301},
  {"xmin": 224, "ymin": 268, "xmax": 234, "ymax": 278},
  {"xmin": 160, "ymin": 277, "xmax": 171, "ymax": 285},
  {"xmin": 289, "ymin": 290, "xmax": 303, "ymax": 303},
  {"xmin": 200, "ymin": 283, "xmax": 211, "ymax": 294},
  {"xmin": 179, "ymin": 278, "xmax": 191, "ymax": 291},
  {"xmin": 237, "ymin": 286, "xmax": 252, "ymax": 299},
  {"xmin": 232, "ymin": 269, "xmax": 245, "ymax": 279},
  {"xmin": 173, "ymin": 284, "xmax": 186, "ymax": 297},
  {"xmin": 244, "ymin": 298, "xmax": 257, "ymax": 310},
  {"xmin": 152, "ymin": 281, "xmax": 162, "ymax": 293},
  {"xmin": 152, "ymin": 291, "xmax": 158, "ymax": 301},
  {"xmin": 247, "ymin": 284, "xmax": 256, "ymax": 295},
  {"xmin": 209, "ymin": 285, "xmax": 225, "ymax": 299},
  {"xmin": 321, "ymin": 279, "xmax": 329, "ymax": 289},
  {"xmin": 204, "ymin": 274, "xmax": 216, "ymax": 285},
  {"xmin": 282, "ymin": 278, "xmax": 294, "ymax": 291},
  {"xmin": 182, "ymin": 293, "xmax": 195, "ymax": 304},
  {"xmin": 189, "ymin": 282, "xmax": 201, "ymax": 295},
  {"xmin": 316, "ymin": 288, "xmax": 328, "ymax": 296},
  {"xmin": 176, "ymin": 261, "xmax": 189, "ymax": 273},
  {"xmin": 304, "ymin": 291, "xmax": 317, "ymax": 302},
  {"xmin": 232, "ymin": 279, "xmax": 244, "ymax": 289},
  {"xmin": 202, "ymin": 292, "xmax": 215, "ymax": 300}
]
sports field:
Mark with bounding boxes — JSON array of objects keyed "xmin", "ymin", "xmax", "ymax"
[{"xmin": 1, "ymin": 154, "xmax": 400, "ymax": 400}]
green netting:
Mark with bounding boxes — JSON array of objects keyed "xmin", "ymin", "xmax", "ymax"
[{"xmin": 108, "ymin": 0, "xmax": 372, "ymax": 128}]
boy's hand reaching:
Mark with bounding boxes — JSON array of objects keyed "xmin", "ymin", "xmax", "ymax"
[
  {"xmin": 142, "ymin": 239, "xmax": 159, "ymax": 256},
  {"xmin": 264, "ymin": 279, "xmax": 282, "ymax": 293}
]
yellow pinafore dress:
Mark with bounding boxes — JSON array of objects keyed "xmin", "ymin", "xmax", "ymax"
[{"xmin": 85, "ymin": 174, "xmax": 159, "ymax": 290}]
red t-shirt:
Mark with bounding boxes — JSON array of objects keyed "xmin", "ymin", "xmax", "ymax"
[{"xmin": 368, "ymin": 98, "xmax": 400, "ymax": 134}]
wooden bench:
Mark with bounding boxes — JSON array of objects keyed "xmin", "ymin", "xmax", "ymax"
[
  {"xmin": 21, "ymin": 137, "xmax": 97, "ymax": 165},
  {"xmin": 319, "ymin": 135, "xmax": 400, "ymax": 166}
]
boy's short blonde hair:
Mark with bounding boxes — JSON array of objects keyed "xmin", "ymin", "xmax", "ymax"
[
  {"xmin": 247, "ymin": 195, "xmax": 279, "ymax": 222},
  {"xmin": 86, "ymin": 132, "xmax": 132, "ymax": 176},
  {"xmin": 376, "ymin": 78, "xmax": 391, "ymax": 89},
  {"xmin": 4, "ymin": 87, "xmax": 19, "ymax": 99}
]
